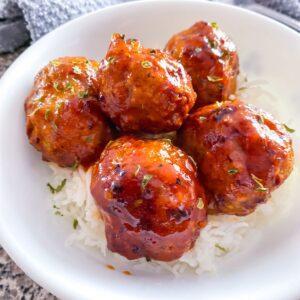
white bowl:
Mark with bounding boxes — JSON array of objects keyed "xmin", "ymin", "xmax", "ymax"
[{"xmin": 0, "ymin": 1, "xmax": 300, "ymax": 299}]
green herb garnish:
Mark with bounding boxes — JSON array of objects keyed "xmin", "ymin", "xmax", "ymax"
[
  {"xmin": 47, "ymin": 178, "xmax": 67, "ymax": 194},
  {"xmin": 283, "ymin": 124, "xmax": 295, "ymax": 133},
  {"xmin": 228, "ymin": 169, "xmax": 238, "ymax": 175},
  {"xmin": 55, "ymin": 101, "xmax": 63, "ymax": 111},
  {"xmin": 251, "ymin": 174, "xmax": 268, "ymax": 192},
  {"xmin": 73, "ymin": 219, "xmax": 79, "ymax": 230},
  {"xmin": 72, "ymin": 66, "xmax": 82, "ymax": 74},
  {"xmin": 141, "ymin": 61, "xmax": 152, "ymax": 68},
  {"xmin": 215, "ymin": 243, "xmax": 229, "ymax": 253},
  {"xmin": 208, "ymin": 39, "xmax": 217, "ymax": 49},
  {"xmin": 211, "ymin": 21, "xmax": 219, "ymax": 29},
  {"xmin": 207, "ymin": 75, "xmax": 222, "ymax": 82},
  {"xmin": 78, "ymin": 90, "xmax": 88, "ymax": 98},
  {"xmin": 85, "ymin": 135, "xmax": 93, "ymax": 142},
  {"xmin": 44, "ymin": 109, "xmax": 50, "ymax": 121},
  {"xmin": 53, "ymin": 82, "xmax": 60, "ymax": 91},
  {"xmin": 65, "ymin": 81, "xmax": 73, "ymax": 91},
  {"xmin": 257, "ymin": 114, "xmax": 265, "ymax": 124},
  {"xmin": 55, "ymin": 211, "xmax": 63, "ymax": 216},
  {"xmin": 107, "ymin": 56, "xmax": 115, "ymax": 64},
  {"xmin": 71, "ymin": 161, "xmax": 79, "ymax": 171},
  {"xmin": 51, "ymin": 60, "xmax": 60, "ymax": 67},
  {"xmin": 141, "ymin": 174, "xmax": 153, "ymax": 190}
]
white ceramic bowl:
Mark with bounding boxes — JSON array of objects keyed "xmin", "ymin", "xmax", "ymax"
[{"xmin": 0, "ymin": 1, "xmax": 300, "ymax": 299}]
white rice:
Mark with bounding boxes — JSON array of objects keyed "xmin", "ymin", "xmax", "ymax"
[{"xmin": 46, "ymin": 75, "xmax": 297, "ymax": 276}]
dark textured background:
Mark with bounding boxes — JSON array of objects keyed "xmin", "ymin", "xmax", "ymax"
[{"xmin": 0, "ymin": 47, "xmax": 56, "ymax": 300}]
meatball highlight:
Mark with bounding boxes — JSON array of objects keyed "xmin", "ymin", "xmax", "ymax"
[
  {"xmin": 98, "ymin": 33, "xmax": 196, "ymax": 133},
  {"xmin": 165, "ymin": 21, "xmax": 239, "ymax": 108},
  {"xmin": 25, "ymin": 57, "xmax": 113, "ymax": 168},
  {"xmin": 179, "ymin": 100, "xmax": 294, "ymax": 216},
  {"xmin": 91, "ymin": 136, "xmax": 207, "ymax": 261}
]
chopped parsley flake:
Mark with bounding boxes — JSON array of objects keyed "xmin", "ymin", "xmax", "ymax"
[
  {"xmin": 215, "ymin": 243, "xmax": 229, "ymax": 253},
  {"xmin": 251, "ymin": 174, "xmax": 268, "ymax": 192},
  {"xmin": 141, "ymin": 174, "xmax": 153, "ymax": 190},
  {"xmin": 228, "ymin": 169, "xmax": 238, "ymax": 175},
  {"xmin": 197, "ymin": 197, "xmax": 204, "ymax": 209},
  {"xmin": 208, "ymin": 39, "xmax": 217, "ymax": 49},
  {"xmin": 65, "ymin": 81, "xmax": 73, "ymax": 91},
  {"xmin": 222, "ymin": 49, "xmax": 229, "ymax": 59},
  {"xmin": 44, "ymin": 109, "xmax": 50, "ymax": 121},
  {"xmin": 53, "ymin": 82, "xmax": 60, "ymax": 91},
  {"xmin": 207, "ymin": 75, "xmax": 223, "ymax": 82},
  {"xmin": 239, "ymin": 86, "xmax": 247, "ymax": 91},
  {"xmin": 283, "ymin": 124, "xmax": 295, "ymax": 133},
  {"xmin": 47, "ymin": 178, "xmax": 67, "ymax": 194},
  {"xmin": 55, "ymin": 101, "xmax": 63, "ymax": 111},
  {"xmin": 141, "ymin": 61, "xmax": 152, "ymax": 68},
  {"xmin": 55, "ymin": 211, "xmax": 63, "ymax": 216},
  {"xmin": 257, "ymin": 114, "xmax": 265, "ymax": 124},
  {"xmin": 129, "ymin": 38, "xmax": 137, "ymax": 46},
  {"xmin": 85, "ymin": 135, "xmax": 93, "ymax": 142},
  {"xmin": 72, "ymin": 66, "xmax": 82, "ymax": 74},
  {"xmin": 211, "ymin": 21, "xmax": 219, "ymax": 29},
  {"xmin": 71, "ymin": 161, "xmax": 79, "ymax": 171},
  {"xmin": 73, "ymin": 219, "xmax": 79, "ymax": 229},
  {"xmin": 107, "ymin": 56, "xmax": 115, "ymax": 64},
  {"xmin": 78, "ymin": 90, "xmax": 89, "ymax": 98},
  {"xmin": 51, "ymin": 60, "xmax": 61, "ymax": 67}
]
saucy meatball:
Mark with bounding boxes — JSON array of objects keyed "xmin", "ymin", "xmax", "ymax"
[
  {"xmin": 98, "ymin": 33, "xmax": 196, "ymax": 133},
  {"xmin": 179, "ymin": 100, "xmax": 294, "ymax": 216},
  {"xmin": 165, "ymin": 21, "xmax": 239, "ymax": 108},
  {"xmin": 91, "ymin": 136, "xmax": 207, "ymax": 261},
  {"xmin": 25, "ymin": 57, "xmax": 113, "ymax": 168}
]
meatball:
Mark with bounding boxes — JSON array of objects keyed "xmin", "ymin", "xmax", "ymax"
[
  {"xmin": 91, "ymin": 136, "xmax": 207, "ymax": 261},
  {"xmin": 25, "ymin": 57, "xmax": 113, "ymax": 168},
  {"xmin": 98, "ymin": 33, "xmax": 196, "ymax": 133},
  {"xmin": 179, "ymin": 100, "xmax": 294, "ymax": 216},
  {"xmin": 165, "ymin": 21, "xmax": 239, "ymax": 108}
]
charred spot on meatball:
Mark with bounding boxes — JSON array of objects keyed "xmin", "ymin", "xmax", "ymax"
[
  {"xmin": 25, "ymin": 57, "xmax": 113, "ymax": 168},
  {"xmin": 97, "ymin": 33, "xmax": 196, "ymax": 133},
  {"xmin": 165, "ymin": 21, "xmax": 239, "ymax": 108},
  {"xmin": 90, "ymin": 136, "xmax": 207, "ymax": 261},
  {"xmin": 179, "ymin": 100, "xmax": 294, "ymax": 216}
]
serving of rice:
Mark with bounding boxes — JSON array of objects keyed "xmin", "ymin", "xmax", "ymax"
[{"xmin": 46, "ymin": 74, "xmax": 298, "ymax": 276}]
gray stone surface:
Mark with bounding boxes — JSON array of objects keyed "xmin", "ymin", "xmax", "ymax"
[{"xmin": 0, "ymin": 47, "xmax": 57, "ymax": 300}]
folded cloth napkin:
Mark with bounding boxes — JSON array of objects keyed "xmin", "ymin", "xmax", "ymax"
[{"xmin": 0, "ymin": 0, "xmax": 299, "ymax": 53}]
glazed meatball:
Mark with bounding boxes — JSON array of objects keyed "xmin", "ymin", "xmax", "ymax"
[
  {"xmin": 165, "ymin": 21, "xmax": 239, "ymax": 108},
  {"xmin": 179, "ymin": 100, "xmax": 294, "ymax": 216},
  {"xmin": 25, "ymin": 57, "xmax": 113, "ymax": 168},
  {"xmin": 91, "ymin": 136, "xmax": 207, "ymax": 261},
  {"xmin": 98, "ymin": 33, "xmax": 196, "ymax": 133}
]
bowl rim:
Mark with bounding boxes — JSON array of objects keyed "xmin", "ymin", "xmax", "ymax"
[{"xmin": 0, "ymin": 0, "xmax": 299, "ymax": 299}]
